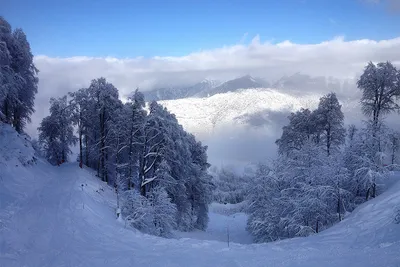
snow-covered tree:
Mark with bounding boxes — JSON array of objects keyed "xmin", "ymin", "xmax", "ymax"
[
  {"xmin": 357, "ymin": 61, "xmax": 400, "ymax": 152},
  {"xmin": 247, "ymin": 163, "xmax": 288, "ymax": 242},
  {"xmin": 121, "ymin": 186, "xmax": 177, "ymax": 237},
  {"xmin": 82, "ymin": 77, "xmax": 122, "ymax": 183},
  {"xmin": 0, "ymin": 17, "xmax": 38, "ymax": 132},
  {"xmin": 247, "ymin": 141, "xmax": 346, "ymax": 242},
  {"xmin": 10, "ymin": 28, "xmax": 38, "ymax": 132},
  {"xmin": 314, "ymin": 92, "xmax": 346, "ymax": 156},
  {"xmin": 124, "ymin": 89, "xmax": 147, "ymax": 189},
  {"xmin": 276, "ymin": 108, "xmax": 320, "ymax": 156},
  {"xmin": 387, "ymin": 130, "xmax": 400, "ymax": 166},
  {"xmin": 68, "ymin": 88, "xmax": 91, "ymax": 166},
  {"xmin": 38, "ymin": 96, "xmax": 77, "ymax": 165},
  {"xmin": 147, "ymin": 186, "xmax": 177, "ymax": 237},
  {"xmin": 121, "ymin": 190, "xmax": 154, "ymax": 233}
]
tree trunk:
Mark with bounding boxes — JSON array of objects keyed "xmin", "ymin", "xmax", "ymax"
[
  {"xmin": 372, "ymin": 183, "xmax": 376, "ymax": 198},
  {"xmin": 3, "ymin": 97, "xmax": 10, "ymax": 123},
  {"xmin": 105, "ymin": 147, "xmax": 108, "ymax": 184},
  {"xmin": 326, "ymin": 126, "xmax": 331, "ymax": 156},
  {"xmin": 79, "ymin": 112, "xmax": 83, "ymax": 165},
  {"xmin": 85, "ymin": 135, "xmax": 89, "ymax": 166},
  {"xmin": 100, "ymin": 108, "xmax": 106, "ymax": 181},
  {"xmin": 366, "ymin": 187, "xmax": 370, "ymax": 201},
  {"xmin": 140, "ymin": 182, "xmax": 146, "ymax": 197},
  {"xmin": 79, "ymin": 130, "xmax": 82, "ymax": 164},
  {"xmin": 392, "ymin": 143, "xmax": 395, "ymax": 165},
  {"xmin": 128, "ymin": 132, "xmax": 133, "ymax": 189},
  {"xmin": 13, "ymin": 109, "xmax": 21, "ymax": 133}
]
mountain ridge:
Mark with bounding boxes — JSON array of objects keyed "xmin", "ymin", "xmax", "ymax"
[{"xmin": 141, "ymin": 74, "xmax": 355, "ymax": 102}]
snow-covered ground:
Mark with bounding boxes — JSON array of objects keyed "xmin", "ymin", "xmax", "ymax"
[
  {"xmin": 176, "ymin": 202, "xmax": 253, "ymax": 245},
  {"xmin": 1, "ymin": 123, "xmax": 400, "ymax": 267},
  {"xmin": 158, "ymin": 88, "xmax": 322, "ymax": 138}
]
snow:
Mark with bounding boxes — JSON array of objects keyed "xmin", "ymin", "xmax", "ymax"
[
  {"xmin": 159, "ymin": 88, "xmax": 321, "ymax": 137},
  {"xmin": 175, "ymin": 202, "xmax": 253, "ymax": 244},
  {"xmin": 1, "ymin": 123, "xmax": 400, "ymax": 267}
]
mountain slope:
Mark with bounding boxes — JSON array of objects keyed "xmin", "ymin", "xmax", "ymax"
[
  {"xmin": 158, "ymin": 88, "xmax": 322, "ymax": 137},
  {"xmin": 142, "ymin": 79, "xmax": 220, "ymax": 101},
  {"xmin": 196, "ymin": 75, "xmax": 267, "ymax": 97},
  {"xmin": 1, "ymin": 123, "xmax": 400, "ymax": 267}
]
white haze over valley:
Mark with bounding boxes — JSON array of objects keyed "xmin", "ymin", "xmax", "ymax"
[{"xmin": 30, "ymin": 36, "xmax": 400, "ymax": 166}]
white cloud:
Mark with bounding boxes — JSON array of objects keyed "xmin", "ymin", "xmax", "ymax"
[{"xmin": 29, "ymin": 36, "xmax": 400, "ymax": 138}]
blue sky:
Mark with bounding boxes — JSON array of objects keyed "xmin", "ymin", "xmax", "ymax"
[{"xmin": 3, "ymin": 0, "xmax": 400, "ymax": 58}]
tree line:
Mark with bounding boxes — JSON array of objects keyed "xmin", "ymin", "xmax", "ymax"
[{"xmin": 37, "ymin": 78, "xmax": 214, "ymax": 236}]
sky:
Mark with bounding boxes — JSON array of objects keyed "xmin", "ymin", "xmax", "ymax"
[{"xmin": 3, "ymin": 0, "xmax": 400, "ymax": 58}]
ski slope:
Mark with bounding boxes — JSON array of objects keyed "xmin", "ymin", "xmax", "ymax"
[{"xmin": 1, "ymin": 123, "xmax": 400, "ymax": 267}]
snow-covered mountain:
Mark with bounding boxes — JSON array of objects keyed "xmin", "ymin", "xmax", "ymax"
[
  {"xmin": 158, "ymin": 88, "xmax": 322, "ymax": 137},
  {"xmin": 141, "ymin": 74, "xmax": 355, "ymax": 102},
  {"xmin": 142, "ymin": 75, "xmax": 269, "ymax": 101},
  {"xmin": 142, "ymin": 79, "xmax": 221, "ymax": 101},
  {"xmin": 196, "ymin": 75, "xmax": 269, "ymax": 97}
]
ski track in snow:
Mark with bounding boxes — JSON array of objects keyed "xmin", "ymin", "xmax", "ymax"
[{"xmin": 1, "ymin": 126, "xmax": 400, "ymax": 266}]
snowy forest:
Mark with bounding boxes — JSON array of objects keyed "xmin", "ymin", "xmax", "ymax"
[
  {"xmin": 1, "ymin": 16, "xmax": 213, "ymax": 237},
  {"xmin": 212, "ymin": 62, "xmax": 400, "ymax": 242},
  {"xmin": 2, "ymin": 15, "xmax": 400, "ymax": 243},
  {"xmin": 36, "ymin": 83, "xmax": 214, "ymax": 236}
]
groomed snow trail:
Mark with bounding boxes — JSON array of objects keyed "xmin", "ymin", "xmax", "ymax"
[{"xmin": 1, "ymin": 124, "xmax": 400, "ymax": 267}]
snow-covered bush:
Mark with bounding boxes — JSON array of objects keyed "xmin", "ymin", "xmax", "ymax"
[
  {"xmin": 121, "ymin": 186, "xmax": 177, "ymax": 237},
  {"xmin": 121, "ymin": 190, "xmax": 154, "ymax": 233},
  {"xmin": 147, "ymin": 186, "xmax": 177, "ymax": 237}
]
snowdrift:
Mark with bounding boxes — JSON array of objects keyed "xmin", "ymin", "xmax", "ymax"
[{"xmin": 1, "ymin": 123, "xmax": 400, "ymax": 267}]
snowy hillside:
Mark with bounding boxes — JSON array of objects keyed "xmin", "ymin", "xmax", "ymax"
[
  {"xmin": 158, "ymin": 88, "xmax": 323, "ymax": 138},
  {"xmin": 195, "ymin": 75, "xmax": 268, "ymax": 97},
  {"xmin": 1, "ymin": 123, "xmax": 400, "ymax": 267},
  {"xmin": 140, "ymin": 74, "xmax": 352, "ymax": 102},
  {"xmin": 142, "ymin": 79, "xmax": 221, "ymax": 101}
]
